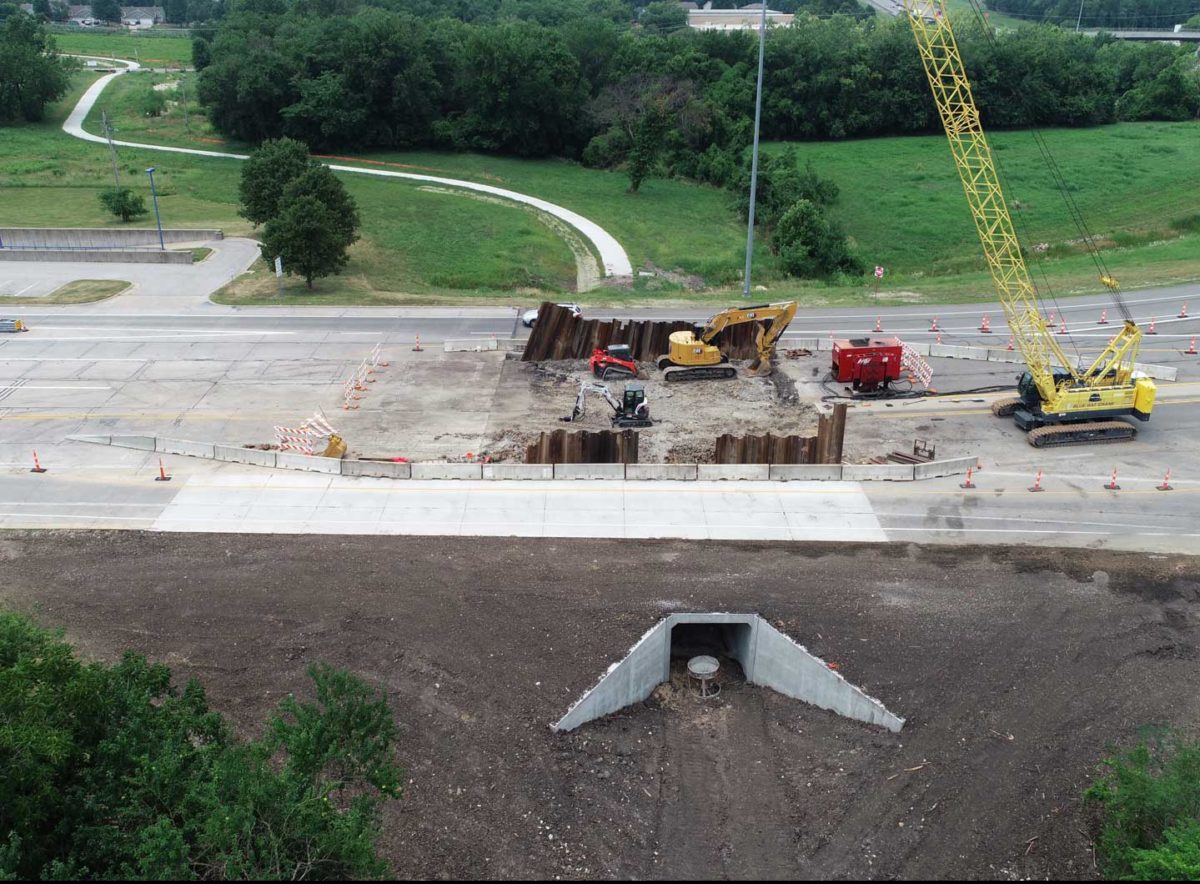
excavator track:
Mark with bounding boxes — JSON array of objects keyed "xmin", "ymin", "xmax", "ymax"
[
  {"xmin": 991, "ymin": 396, "xmax": 1022, "ymax": 417},
  {"xmin": 662, "ymin": 364, "xmax": 738, "ymax": 382},
  {"xmin": 1026, "ymin": 420, "xmax": 1136, "ymax": 448}
]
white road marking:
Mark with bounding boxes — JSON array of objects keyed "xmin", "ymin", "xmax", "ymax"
[{"xmin": 14, "ymin": 283, "xmax": 37, "ymax": 296}]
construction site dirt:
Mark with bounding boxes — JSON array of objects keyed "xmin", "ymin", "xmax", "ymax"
[
  {"xmin": 2, "ymin": 532, "xmax": 1197, "ymax": 880},
  {"xmin": 322, "ymin": 348, "xmax": 899, "ymax": 465}
]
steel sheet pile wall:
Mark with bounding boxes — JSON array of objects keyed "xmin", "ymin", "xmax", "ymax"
[
  {"xmin": 714, "ymin": 404, "xmax": 847, "ymax": 464},
  {"xmin": 525, "ymin": 429, "xmax": 639, "ymax": 464},
  {"xmin": 521, "ymin": 302, "xmax": 764, "ymax": 362}
]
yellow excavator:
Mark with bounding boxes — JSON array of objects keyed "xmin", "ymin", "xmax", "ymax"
[
  {"xmin": 903, "ymin": 1, "xmax": 1155, "ymax": 446},
  {"xmin": 657, "ymin": 301, "xmax": 797, "ymax": 382}
]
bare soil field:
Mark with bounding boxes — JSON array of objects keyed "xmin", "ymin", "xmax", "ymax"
[{"xmin": 1, "ymin": 532, "xmax": 1197, "ymax": 879}]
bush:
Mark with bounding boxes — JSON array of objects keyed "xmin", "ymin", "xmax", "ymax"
[
  {"xmin": 736, "ymin": 147, "xmax": 840, "ymax": 230},
  {"xmin": 772, "ymin": 198, "xmax": 863, "ymax": 279},
  {"xmin": 1085, "ymin": 735, "xmax": 1200, "ymax": 880},
  {"xmin": 0, "ymin": 611, "xmax": 401, "ymax": 880},
  {"xmin": 137, "ymin": 86, "xmax": 167, "ymax": 117},
  {"xmin": 580, "ymin": 128, "xmax": 628, "ymax": 169},
  {"xmin": 98, "ymin": 186, "xmax": 147, "ymax": 222}
]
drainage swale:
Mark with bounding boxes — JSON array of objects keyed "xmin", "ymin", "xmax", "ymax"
[{"xmin": 553, "ymin": 612, "xmax": 904, "ymax": 733}]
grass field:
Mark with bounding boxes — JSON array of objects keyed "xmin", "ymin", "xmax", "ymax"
[
  {"xmin": 1, "ymin": 72, "xmax": 579, "ymax": 301},
  {"xmin": 52, "ymin": 31, "xmax": 194, "ymax": 67},
  {"xmin": 3, "ymin": 60, "xmax": 1199, "ymax": 307}
]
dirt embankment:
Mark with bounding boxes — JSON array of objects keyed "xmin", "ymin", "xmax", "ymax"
[{"xmin": 1, "ymin": 533, "xmax": 1197, "ymax": 879}]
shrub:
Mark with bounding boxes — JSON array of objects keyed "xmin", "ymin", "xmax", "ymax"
[
  {"xmin": 1085, "ymin": 735, "xmax": 1200, "ymax": 880},
  {"xmin": 98, "ymin": 186, "xmax": 147, "ymax": 222}
]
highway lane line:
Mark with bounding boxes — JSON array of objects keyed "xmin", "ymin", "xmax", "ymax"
[{"xmin": 0, "ymin": 385, "xmax": 111, "ymax": 391}]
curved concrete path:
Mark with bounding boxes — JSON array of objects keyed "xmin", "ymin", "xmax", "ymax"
[{"xmin": 63, "ymin": 59, "xmax": 634, "ymax": 279}]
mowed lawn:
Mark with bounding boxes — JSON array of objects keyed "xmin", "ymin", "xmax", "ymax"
[
  {"xmin": 1, "ymin": 72, "xmax": 578, "ymax": 299},
  {"xmin": 52, "ymin": 31, "xmax": 194, "ymax": 67}
]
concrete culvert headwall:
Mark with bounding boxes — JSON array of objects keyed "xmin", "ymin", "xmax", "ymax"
[{"xmin": 553, "ymin": 613, "xmax": 904, "ymax": 733}]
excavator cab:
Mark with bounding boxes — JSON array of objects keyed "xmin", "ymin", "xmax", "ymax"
[{"xmin": 623, "ymin": 382, "xmax": 646, "ymax": 414}]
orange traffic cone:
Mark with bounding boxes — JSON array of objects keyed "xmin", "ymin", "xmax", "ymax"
[
  {"xmin": 30, "ymin": 450, "xmax": 47, "ymax": 474},
  {"xmin": 155, "ymin": 458, "xmax": 172, "ymax": 482}
]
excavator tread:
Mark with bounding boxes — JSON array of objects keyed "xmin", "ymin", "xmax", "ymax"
[
  {"xmin": 991, "ymin": 396, "xmax": 1022, "ymax": 417},
  {"xmin": 662, "ymin": 364, "xmax": 738, "ymax": 382},
  {"xmin": 1026, "ymin": 420, "xmax": 1136, "ymax": 448}
]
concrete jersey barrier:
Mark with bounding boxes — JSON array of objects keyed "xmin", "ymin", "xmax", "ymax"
[{"xmin": 71, "ymin": 436, "xmax": 978, "ymax": 483}]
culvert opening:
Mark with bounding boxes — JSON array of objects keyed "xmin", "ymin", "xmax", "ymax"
[
  {"xmin": 553, "ymin": 613, "xmax": 905, "ymax": 734},
  {"xmin": 669, "ymin": 622, "xmax": 749, "ymax": 684}
]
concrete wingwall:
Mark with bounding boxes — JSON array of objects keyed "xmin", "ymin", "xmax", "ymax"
[
  {"xmin": 0, "ymin": 249, "xmax": 192, "ymax": 264},
  {"xmin": 553, "ymin": 613, "xmax": 904, "ymax": 733},
  {"xmin": 0, "ymin": 228, "xmax": 222, "ymax": 248}
]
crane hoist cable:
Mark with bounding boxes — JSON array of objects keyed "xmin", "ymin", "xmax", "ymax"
[{"xmin": 962, "ymin": 0, "xmax": 1133, "ymax": 324}]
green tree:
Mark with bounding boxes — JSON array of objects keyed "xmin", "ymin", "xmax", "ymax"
[
  {"xmin": 772, "ymin": 198, "xmax": 862, "ymax": 279},
  {"xmin": 165, "ymin": 0, "xmax": 188, "ymax": 24},
  {"xmin": 281, "ymin": 163, "xmax": 360, "ymax": 245},
  {"xmin": 238, "ymin": 136, "xmax": 312, "ymax": 226},
  {"xmin": 0, "ymin": 612, "xmax": 401, "ymax": 880},
  {"xmin": 32, "ymin": 0, "xmax": 51, "ymax": 18},
  {"xmin": 639, "ymin": 1, "xmax": 686, "ymax": 32},
  {"xmin": 1086, "ymin": 735, "xmax": 1200, "ymax": 880},
  {"xmin": 91, "ymin": 0, "xmax": 121, "ymax": 22},
  {"xmin": 260, "ymin": 193, "xmax": 356, "ymax": 289},
  {"xmin": 99, "ymin": 187, "xmax": 148, "ymax": 221},
  {"xmin": 0, "ymin": 11, "xmax": 71, "ymax": 123}
]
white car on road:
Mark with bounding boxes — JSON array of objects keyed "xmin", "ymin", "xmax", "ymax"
[{"xmin": 522, "ymin": 303, "xmax": 582, "ymax": 327}]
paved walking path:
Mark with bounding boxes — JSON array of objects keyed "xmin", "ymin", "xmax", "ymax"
[{"xmin": 62, "ymin": 58, "xmax": 634, "ymax": 279}]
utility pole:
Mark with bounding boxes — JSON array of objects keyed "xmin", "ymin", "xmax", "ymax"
[
  {"xmin": 742, "ymin": 2, "xmax": 769, "ymax": 299},
  {"xmin": 179, "ymin": 77, "xmax": 190, "ymax": 132},
  {"xmin": 146, "ymin": 167, "xmax": 165, "ymax": 250},
  {"xmin": 102, "ymin": 110, "xmax": 120, "ymax": 189},
  {"xmin": 1075, "ymin": 0, "xmax": 1085, "ymax": 31}
]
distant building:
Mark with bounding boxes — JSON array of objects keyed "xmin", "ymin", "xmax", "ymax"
[
  {"xmin": 687, "ymin": 6, "xmax": 794, "ymax": 30},
  {"xmin": 20, "ymin": 4, "xmax": 166, "ymax": 27}
]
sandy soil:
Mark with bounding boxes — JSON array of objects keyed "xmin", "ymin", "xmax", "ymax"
[{"xmin": 1, "ymin": 533, "xmax": 1197, "ymax": 879}]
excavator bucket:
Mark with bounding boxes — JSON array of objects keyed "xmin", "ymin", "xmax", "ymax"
[{"xmin": 318, "ymin": 434, "xmax": 347, "ymax": 459}]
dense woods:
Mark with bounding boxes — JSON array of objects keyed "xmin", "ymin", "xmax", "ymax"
[{"xmin": 194, "ymin": 0, "xmax": 1199, "ymax": 183}]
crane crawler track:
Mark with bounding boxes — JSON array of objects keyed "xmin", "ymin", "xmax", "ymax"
[{"xmin": 1026, "ymin": 420, "xmax": 1136, "ymax": 448}]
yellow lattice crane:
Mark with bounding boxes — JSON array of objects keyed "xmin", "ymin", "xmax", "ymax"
[{"xmin": 902, "ymin": 1, "xmax": 1156, "ymax": 447}]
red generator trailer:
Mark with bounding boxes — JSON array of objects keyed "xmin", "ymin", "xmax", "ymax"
[{"xmin": 832, "ymin": 337, "xmax": 904, "ymax": 393}]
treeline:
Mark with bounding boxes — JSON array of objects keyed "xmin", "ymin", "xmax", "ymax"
[
  {"xmin": 987, "ymin": 0, "xmax": 1200, "ymax": 29},
  {"xmin": 196, "ymin": 1, "xmax": 1199, "ymax": 175}
]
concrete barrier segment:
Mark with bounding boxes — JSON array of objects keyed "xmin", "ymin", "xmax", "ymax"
[
  {"xmin": 411, "ymin": 462, "xmax": 484, "ymax": 480},
  {"xmin": 842, "ymin": 463, "xmax": 915, "ymax": 481},
  {"xmin": 275, "ymin": 452, "xmax": 341, "ymax": 474},
  {"xmin": 697, "ymin": 464, "xmax": 770, "ymax": 481},
  {"xmin": 341, "ymin": 460, "xmax": 412, "ymax": 479},
  {"xmin": 213, "ymin": 444, "xmax": 277, "ymax": 468},
  {"xmin": 913, "ymin": 456, "xmax": 977, "ymax": 480},
  {"xmin": 768, "ymin": 464, "xmax": 844, "ymax": 481},
  {"xmin": 625, "ymin": 464, "xmax": 698, "ymax": 481},
  {"xmin": 156, "ymin": 438, "xmax": 216, "ymax": 459},
  {"xmin": 483, "ymin": 464, "xmax": 554, "ymax": 480},
  {"xmin": 553, "ymin": 463, "xmax": 626, "ymax": 480}
]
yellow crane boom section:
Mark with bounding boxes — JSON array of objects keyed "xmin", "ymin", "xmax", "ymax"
[{"xmin": 901, "ymin": 1, "xmax": 1142, "ymax": 405}]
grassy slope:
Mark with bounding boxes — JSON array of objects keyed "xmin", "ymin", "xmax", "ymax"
[
  {"xmin": 1, "ymin": 71, "xmax": 578, "ymax": 299},
  {"xmin": 51, "ymin": 31, "xmax": 194, "ymax": 66},
  {"xmin": 4, "ymin": 58, "xmax": 1199, "ymax": 307}
]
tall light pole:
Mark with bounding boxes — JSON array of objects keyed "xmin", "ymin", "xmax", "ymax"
[
  {"xmin": 146, "ymin": 167, "xmax": 164, "ymax": 251},
  {"xmin": 742, "ymin": 2, "xmax": 769, "ymax": 299},
  {"xmin": 1075, "ymin": 0, "xmax": 1085, "ymax": 31}
]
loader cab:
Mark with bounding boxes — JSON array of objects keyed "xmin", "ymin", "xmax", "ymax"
[
  {"xmin": 607, "ymin": 344, "xmax": 633, "ymax": 362},
  {"xmin": 623, "ymin": 382, "xmax": 646, "ymax": 412}
]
